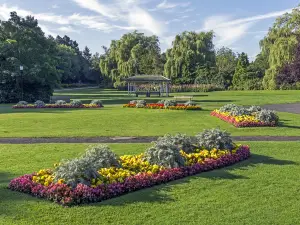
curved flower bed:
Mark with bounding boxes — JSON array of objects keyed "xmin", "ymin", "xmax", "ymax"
[
  {"xmin": 211, "ymin": 110, "xmax": 277, "ymax": 127},
  {"xmin": 9, "ymin": 145, "xmax": 250, "ymax": 206},
  {"xmin": 12, "ymin": 104, "xmax": 103, "ymax": 109},
  {"xmin": 123, "ymin": 103, "xmax": 201, "ymax": 110}
]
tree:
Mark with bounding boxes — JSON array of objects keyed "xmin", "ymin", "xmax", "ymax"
[
  {"xmin": 0, "ymin": 12, "xmax": 60, "ymax": 103},
  {"xmin": 216, "ymin": 47, "xmax": 237, "ymax": 87},
  {"xmin": 100, "ymin": 31, "xmax": 163, "ymax": 87},
  {"xmin": 164, "ymin": 31, "xmax": 215, "ymax": 84},
  {"xmin": 260, "ymin": 7, "xmax": 300, "ymax": 89},
  {"xmin": 232, "ymin": 52, "xmax": 249, "ymax": 89},
  {"xmin": 83, "ymin": 46, "xmax": 92, "ymax": 62}
]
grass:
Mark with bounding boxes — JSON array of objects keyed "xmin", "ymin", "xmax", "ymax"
[
  {"xmin": 1, "ymin": 142, "xmax": 299, "ymax": 225},
  {"xmin": 1, "ymin": 88, "xmax": 300, "ymax": 137}
]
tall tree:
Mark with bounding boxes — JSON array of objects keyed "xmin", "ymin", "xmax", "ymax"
[
  {"xmin": 232, "ymin": 52, "xmax": 249, "ymax": 89},
  {"xmin": 164, "ymin": 31, "xmax": 215, "ymax": 84},
  {"xmin": 216, "ymin": 47, "xmax": 237, "ymax": 87},
  {"xmin": 0, "ymin": 12, "xmax": 59, "ymax": 103},
  {"xmin": 100, "ymin": 31, "xmax": 163, "ymax": 87},
  {"xmin": 260, "ymin": 7, "xmax": 300, "ymax": 89}
]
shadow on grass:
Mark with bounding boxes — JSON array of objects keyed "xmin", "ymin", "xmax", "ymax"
[
  {"xmin": 278, "ymin": 122, "xmax": 300, "ymax": 130},
  {"xmin": 91, "ymin": 153, "xmax": 297, "ymax": 207}
]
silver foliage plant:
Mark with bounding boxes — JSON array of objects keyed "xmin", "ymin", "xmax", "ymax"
[
  {"xmin": 16, "ymin": 101, "xmax": 28, "ymax": 106},
  {"xmin": 157, "ymin": 133, "xmax": 195, "ymax": 153},
  {"xmin": 196, "ymin": 128, "xmax": 234, "ymax": 150},
  {"xmin": 130, "ymin": 100, "xmax": 138, "ymax": 104},
  {"xmin": 144, "ymin": 136, "xmax": 186, "ymax": 168},
  {"xmin": 55, "ymin": 100, "xmax": 66, "ymax": 105},
  {"xmin": 255, "ymin": 109, "xmax": 279, "ymax": 124},
  {"xmin": 71, "ymin": 99, "xmax": 83, "ymax": 107},
  {"xmin": 34, "ymin": 100, "xmax": 45, "ymax": 107},
  {"xmin": 163, "ymin": 100, "xmax": 177, "ymax": 108},
  {"xmin": 135, "ymin": 100, "xmax": 146, "ymax": 108},
  {"xmin": 54, "ymin": 145, "xmax": 120, "ymax": 187},
  {"xmin": 90, "ymin": 99, "xmax": 103, "ymax": 106},
  {"xmin": 184, "ymin": 101, "xmax": 196, "ymax": 106}
]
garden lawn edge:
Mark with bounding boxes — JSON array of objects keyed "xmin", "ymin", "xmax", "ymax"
[
  {"xmin": 211, "ymin": 111, "xmax": 277, "ymax": 127},
  {"xmin": 8, "ymin": 145, "xmax": 250, "ymax": 206}
]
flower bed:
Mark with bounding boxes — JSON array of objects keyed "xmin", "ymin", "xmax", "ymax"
[
  {"xmin": 123, "ymin": 100, "xmax": 201, "ymax": 110},
  {"xmin": 211, "ymin": 104, "xmax": 279, "ymax": 127},
  {"xmin": 12, "ymin": 100, "xmax": 103, "ymax": 109},
  {"xmin": 13, "ymin": 104, "xmax": 102, "ymax": 109},
  {"xmin": 9, "ymin": 130, "xmax": 250, "ymax": 206}
]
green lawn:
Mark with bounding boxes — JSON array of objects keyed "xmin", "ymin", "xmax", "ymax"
[
  {"xmin": 1, "ymin": 88, "xmax": 300, "ymax": 137},
  {"xmin": 1, "ymin": 142, "xmax": 299, "ymax": 225}
]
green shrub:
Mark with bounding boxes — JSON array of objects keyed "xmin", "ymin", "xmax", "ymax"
[
  {"xmin": 16, "ymin": 101, "xmax": 28, "ymax": 106},
  {"xmin": 34, "ymin": 100, "xmax": 45, "ymax": 107},
  {"xmin": 91, "ymin": 99, "xmax": 103, "ymax": 106},
  {"xmin": 255, "ymin": 109, "xmax": 279, "ymax": 124},
  {"xmin": 71, "ymin": 99, "xmax": 83, "ymax": 107},
  {"xmin": 55, "ymin": 100, "xmax": 67, "ymax": 105},
  {"xmin": 196, "ymin": 128, "xmax": 234, "ymax": 150},
  {"xmin": 144, "ymin": 137, "xmax": 186, "ymax": 168}
]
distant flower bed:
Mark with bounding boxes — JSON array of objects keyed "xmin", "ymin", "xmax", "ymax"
[
  {"xmin": 211, "ymin": 104, "xmax": 279, "ymax": 127},
  {"xmin": 123, "ymin": 100, "xmax": 201, "ymax": 110},
  {"xmin": 9, "ymin": 129, "xmax": 250, "ymax": 206},
  {"xmin": 12, "ymin": 100, "xmax": 103, "ymax": 109}
]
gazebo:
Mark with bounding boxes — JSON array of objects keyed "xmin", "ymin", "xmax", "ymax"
[{"xmin": 126, "ymin": 75, "xmax": 171, "ymax": 97}]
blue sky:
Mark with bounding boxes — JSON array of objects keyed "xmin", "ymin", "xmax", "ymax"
[{"xmin": 0, "ymin": 0, "xmax": 299, "ymax": 59}]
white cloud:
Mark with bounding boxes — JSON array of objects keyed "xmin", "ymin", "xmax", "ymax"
[
  {"xmin": 39, "ymin": 24, "xmax": 56, "ymax": 37},
  {"xmin": 156, "ymin": 0, "xmax": 190, "ymax": 9},
  {"xmin": 200, "ymin": 8, "xmax": 294, "ymax": 48},
  {"xmin": 52, "ymin": 4, "xmax": 59, "ymax": 9},
  {"xmin": 70, "ymin": 0, "xmax": 117, "ymax": 19},
  {"xmin": 58, "ymin": 26, "xmax": 80, "ymax": 33}
]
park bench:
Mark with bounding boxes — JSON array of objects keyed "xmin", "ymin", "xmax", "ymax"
[
  {"xmin": 135, "ymin": 91, "xmax": 161, "ymax": 97},
  {"xmin": 174, "ymin": 96, "xmax": 193, "ymax": 101}
]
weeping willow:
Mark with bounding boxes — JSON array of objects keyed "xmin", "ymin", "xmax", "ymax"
[{"xmin": 260, "ymin": 7, "xmax": 300, "ymax": 89}]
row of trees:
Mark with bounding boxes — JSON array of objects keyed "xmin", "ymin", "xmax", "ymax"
[
  {"xmin": 0, "ymin": 12, "xmax": 101, "ymax": 103},
  {"xmin": 2, "ymin": 6, "xmax": 300, "ymax": 102}
]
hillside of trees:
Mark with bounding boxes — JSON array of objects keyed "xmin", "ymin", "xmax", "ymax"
[{"xmin": 1, "ymin": 7, "xmax": 300, "ymax": 103}]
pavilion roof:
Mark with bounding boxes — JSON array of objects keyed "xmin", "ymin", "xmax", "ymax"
[{"xmin": 126, "ymin": 75, "xmax": 171, "ymax": 82}]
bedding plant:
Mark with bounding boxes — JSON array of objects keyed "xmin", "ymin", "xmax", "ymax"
[
  {"xmin": 12, "ymin": 100, "xmax": 103, "ymax": 109},
  {"xmin": 123, "ymin": 100, "xmax": 201, "ymax": 110},
  {"xmin": 9, "ymin": 129, "xmax": 250, "ymax": 206},
  {"xmin": 211, "ymin": 104, "xmax": 279, "ymax": 127}
]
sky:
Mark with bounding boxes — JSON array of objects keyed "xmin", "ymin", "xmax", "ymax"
[{"xmin": 0, "ymin": 0, "xmax": 299, "ymax": 60}]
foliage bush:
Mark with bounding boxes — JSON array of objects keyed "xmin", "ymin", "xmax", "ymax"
[
  {"xmin": 170, "ymin": 84, "xmax": 225, "ymax": 92},
  {"xmin": 184, "ymin": 101, "xmax": 196, "ymax": 106},
  {"xmin": 163, "ymin": 100, "xmax": 177, "ymax": 108},
  {"xmin": 90, "ymin": 99, "xmax": 103, "ymax": 106},
  {"xmin": 196, "ymin": 128, "xmax": 234, "ymax": 150},
  {"xmin": 248, "ymin": 105, "xmax": 262, "ymax": 113},
  {"xmin": 255, "ymin": 109, "xmax": 279, "ymax": 124},
  {"xmin": 34, "ymin": 100, "xmax": 45, "ymax": 107},
  {"xmin": 54, "ymin": 145, "xmax": 120, "ymax": 187},
  {"xmin": 144, "ymin": 138, "xmax": 186, "ymax": 168},
  {"xmin": 70, "ymin": 100, "xmax": 83, "ymax": 107},
  {"xmin": 55, "ymin": 100, "xmax": 67, "ymax": 105},
  {"xmin": 130, "ymin": 100, "xmax": 138, "ymax": 104},
  {"xmin": 16, "ymin": 101, "xmax": 28, "ymax": 106}
]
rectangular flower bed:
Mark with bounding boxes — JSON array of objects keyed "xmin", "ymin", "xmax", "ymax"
[
  {"xmin": 123, "ymin": 100, "xmax": 201, "ymax": 110},
  {"xmin": 211, "ymin": 104, "xmax": 279, "ymax": 127},
  {"xmin": 13, "ymin": 104, "xmax": 103, "ymax": 109},
  {"xmin": 12, "ymin": 100, "xmax": 103, "ymax": 109},
  {"xmin": 9, "ymin": 130, "xmax": 250, "ymax": 206}
]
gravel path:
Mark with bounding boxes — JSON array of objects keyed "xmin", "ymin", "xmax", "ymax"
[
  {"xmin": 263, "ymin": 103, "xmax": 300, "ymax": 114},
  {"xmin": 0, "ymin": 136, "xmax": 300, "ymax": 144}
]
